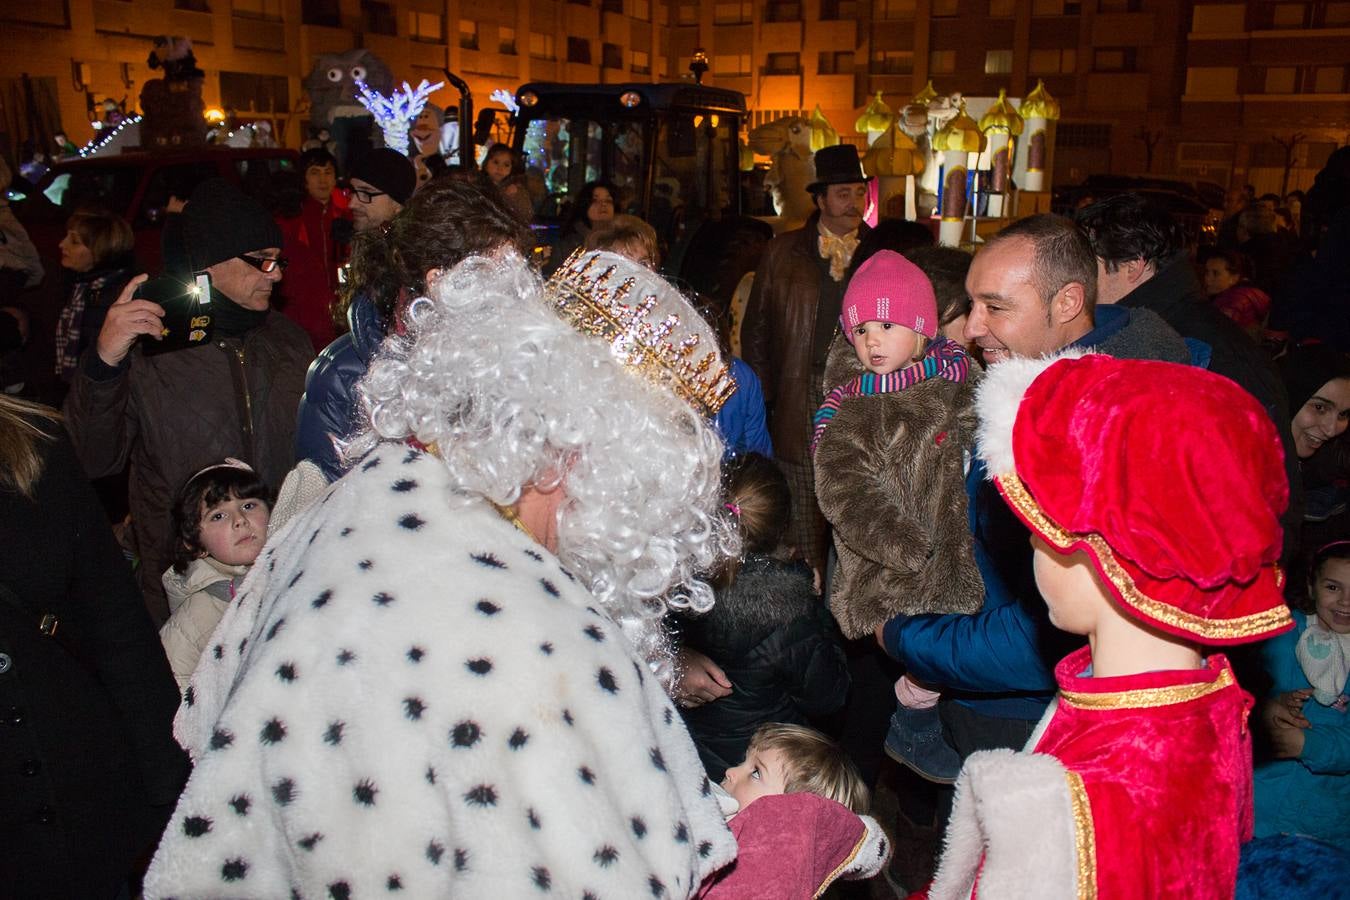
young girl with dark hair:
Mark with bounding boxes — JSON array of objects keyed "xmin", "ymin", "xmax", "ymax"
[
  {"xmin": 679, "ymin": 452, "xmax": 850, "ymax": 781},
  {"xmin": 159, "ymin": 459, "xmax": 274, "ymax": 689},
  {"xmin": 1254, "ymin": 540, "xmax": 1350, "ymax": 844}
]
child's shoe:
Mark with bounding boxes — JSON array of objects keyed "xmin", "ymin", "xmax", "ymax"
[{"xmin": 883, "ymin": 702, "xmax": 961, "ymax": 784}]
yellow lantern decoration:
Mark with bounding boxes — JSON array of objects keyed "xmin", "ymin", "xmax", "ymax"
[
  {"xmin": 738, "ymin": 138, "xmax": 756, "ymax": 172},
  {"xmin": 853, "ymin": 91, "xmax": 894, "ymax": 138},
  {"xmin": 978, "ymin": 89, "xmax": 1024, "ymax": 136},
  {"xmin": 931, "ymin": 100, "xmax": 986, "ymax": 154},
  {"xmin": 808, "ymin": 104, "xmax": 839, "ymax": 152},
  {"xmin": 911, "ymin": 80, "xmax": 939, "ymax": 107},
  {"xmin": 863, "ymin": 124, "xmax": 923, "ymax": 178},
  {"xmin": 1018, "ymin": 79, "xmax": 1061, "ymax": 122}
]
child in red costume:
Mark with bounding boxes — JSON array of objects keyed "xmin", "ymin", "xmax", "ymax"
[{"xmin": 924, "ymin": 350, "xmax": 1294, "ymax": 900}]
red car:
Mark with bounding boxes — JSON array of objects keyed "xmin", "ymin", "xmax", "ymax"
[{"xmin": 13, "ymin": 146, "xmax": 297, "ymax": 274}]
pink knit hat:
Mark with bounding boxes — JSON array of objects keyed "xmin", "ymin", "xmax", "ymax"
[{"xmin": 840, "ymin": 250, "xmax": 938, "ymax": 344}]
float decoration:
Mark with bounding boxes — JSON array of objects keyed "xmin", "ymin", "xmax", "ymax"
[
  {"xmin": 933, "ymin": 101, "xmax": 986, "ymax": 246},
  {"xmin": 979, "ymin": 88, "xmax": 1024, "ymax": 217},
  {"xmin": 854, "ymin": 92, "xmax": 894, "ymax": 143},
  {"xmin": 356, "ymin": 78, "xmax": 444, "ymax": 156},
  {"xmin": 1018, "ymin": 79, "xmax": 1060, "ymax": 192},
  {"xmin": 808, "ymin": 105, "xmax": 840, "ymax": 153}
]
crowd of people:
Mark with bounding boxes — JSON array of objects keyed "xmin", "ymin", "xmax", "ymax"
[{"xmin": 0, "ymin": 136, "xmax": 1347, "ymax": 899}]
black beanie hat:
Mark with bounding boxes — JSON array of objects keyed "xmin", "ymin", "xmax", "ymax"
[
  {"xmin": 183, "ymin": 178, "xmax": 284, "ymax": 271},
  {"xmin": 349, "ymin": 148, "xmax": 417, "ymax": 205}
]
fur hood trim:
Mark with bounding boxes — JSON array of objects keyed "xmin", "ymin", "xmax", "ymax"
[{"xmin": 975, "ymin": 347, "xmax": 1091, "ymax": 479}]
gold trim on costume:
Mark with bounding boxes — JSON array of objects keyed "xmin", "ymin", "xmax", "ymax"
[
  {"xmin": 1061, "ymin": 668, "xmax": 1235, "ymax": 711},
  {"xmin": 814, "ymin": 832, "xmax": 868, "ymax": 899},
  {"xmin": 995, "ymin": 473, "xmax": 1293, "ymax": 641},
  {"xmin": 1064, "ymin": 771, "xmax": 1097, "ymax": 900}
]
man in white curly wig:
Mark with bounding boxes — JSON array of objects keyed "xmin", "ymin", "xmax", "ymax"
[{"xmin": 144, "ymin": 250, "xmax": 742, "ymax": 899}]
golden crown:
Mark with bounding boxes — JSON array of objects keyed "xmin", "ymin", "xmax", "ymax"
[{"xmin": 545, "ymin": 250, "xmax": 737, "ymax": 416}]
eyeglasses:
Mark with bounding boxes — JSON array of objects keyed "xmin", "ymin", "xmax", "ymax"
[
  {"xmin": 237, "ymin": 255, "xmax": 288, "ymax": 273},
  {"xmin": 351, "ymin": 187, "xmax": 388, "ymax": 203}
]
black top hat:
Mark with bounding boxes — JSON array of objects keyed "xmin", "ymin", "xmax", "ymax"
[{"xmin": 806, "ymin": 144, "xmax": 873, "ymax": 193}]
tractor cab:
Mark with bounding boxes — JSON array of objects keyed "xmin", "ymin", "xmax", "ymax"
[{"xmin": 512, "ymin": 81, "xmax": 767, "ymax": 295}]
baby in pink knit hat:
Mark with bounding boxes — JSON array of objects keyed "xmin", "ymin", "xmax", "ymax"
[{"xmin": 813, "ymin": 249, "xmax": 984, "ymax": 786}]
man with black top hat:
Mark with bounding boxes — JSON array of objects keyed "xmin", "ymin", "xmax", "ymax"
[
  {"xmin": 64, "ymin": 178, "xmax": 314, "ymax": 623},
  {"xmin": 347, "ymin": 147, "xmax": 416, "ymax": 234},
  {"xmin": 741, "ymin": 143, "xmax": 872, "ymax": 577}
]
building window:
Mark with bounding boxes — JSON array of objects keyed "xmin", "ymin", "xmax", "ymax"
[
  {"xmin": 989, "ymin": 0, "xmax": 1015, "ymax": 15},
  {"xmin": 1312, "ymin": 65, "xmax": 1347, "ymax": 93},
  {"xmin": 568, "ymin": 0, "xmax": 590, "ymax": 5},
  {"xmin": 220, "ymin": 71, "xmax": 290, "ymax": 112},
  {"xmin": 530, "ymin": 32, "xmax": 556, "ymax": 59},
  {"xmin": 870, "ymin": 49, "xmax": 914, "ymax": 74},
  {"xmin": 1271, "ymin": 2, "xmax": 1308, "ymax": 27},
  {"xmin": 818, "ymin": 51, "xmax": 854, "ymax": 74},
  {"xmin": 1191, "ymin": 4, "xmax": 1245, "ymax": 32},
  {"xmin": 1030, "ymin": 47, "xmax": 1076, "ymax": 73},
  {"xmin": 499, "ymin": 26, "xmax": 517, "ymax": 55},
  {"xmin": 714, "ymin": 1, "xmax": 752, "ymax": 22},
  {"xmin": 567, "ymin": 36, "xmax": 592, "ymax": 64},
  {"xmin": 984, "ymin": 49, "xmax": 1013, "ymax": 74},
  {"xmin": 1185, "ymin": 66, "xmax": 1239, "ymax": 97},
  {"xmin": 676, "ymin": 0, "xmax": 699, "ymax": 24},
  {"xmin": 175, "ymin": 0, "xmax": 211, "ymax": 10},
  {"xmin": 632, "ymin": 0, "xmax": 651, "ymax": 19},
  {"xmin": 408, "ymin": 11, "xmax": 442, "ymax": 41},
  {"xmin": 459, "ymin": 19, "xmax": 479, "ymax": 50},
  {"xmin": 601, "ymin": 0, "xmax": 624, "ymax": 11},
  {"xmin": 1325, "ymin": 2, "xmax": 1350, "ymax": 25},
  {"xmin": 1057, "ymin": 122, "xmax": 1111, "ymax": 148},
  {"xmin": 1096, "ymin": 0, "xmax": 1136, "ymax": 10},
  {"xmin": 631, "ymin": 49, "xmax": 651, "ymax": 74},
  {"xmin": 361, "ymin": 0, "xmax": 397, "ymax": 35},
  {"xmin": 931, "ymin": 0, "xmax": 958, "ymax": 15},
  {"xmin": 234, "ymin": 0, "xmax": 282, "ymax": 19},
  {"xmin": 820, "ymin": 0, "xmax": 859, "ymax": 18},
  {"xmin": 764, "ymin": 52, "xmax": 801, "ymax": 74},
  {"xmin": 765, "ymin": 0, "xmax": 802, "ymax": 21},
  {"xmin": 1093, "ymin": 47, "xmax": 1137, "ymax": 72},
  {"xmin": 603, "ymin": 42, "xmax": 624, "ymax": 68},
  {"xmin": 1033, "ymin": 0, "xmax": 1081, "ymax": 14},
  {"xmin": 301, "ymin": 0, "xmax": 340, "ymax": 26},
  {"xmin": 929, "ymin": 49, "xmax": 956, "ymax": 73},
  {"xmin": 876, "ymin": 0, "xmax": 916, "ymax": 16},
  {"xmin": 1263, "ymin": 66, "xmax": 1297, "ymax": 93},
  {"xmin": 715, "ymin": 53, "xmax": 751, "ymax": 75}
]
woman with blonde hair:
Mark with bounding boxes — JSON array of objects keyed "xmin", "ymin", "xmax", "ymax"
[{"xmin": 0, "ymin": 394, "xmax": 186, "ymax": 897}]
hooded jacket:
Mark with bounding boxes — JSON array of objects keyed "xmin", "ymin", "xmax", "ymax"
[
  {"xmin": 680, "ymin": 555, "xmax": 850, "ymax": 781},
  {"xmin": 814, "ymin": 334, "xmax": 984, "ymax": 639}
]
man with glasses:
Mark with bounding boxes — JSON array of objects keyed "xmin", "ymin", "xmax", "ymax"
[
  {"xmin": 65, "ymin": 178, "xmax": 314, "ymax": 623},
  {"xmin": 347, "ymin": 148, "xmax": 415, "ymax": 234}
]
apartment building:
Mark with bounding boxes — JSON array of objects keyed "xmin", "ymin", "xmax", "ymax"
[{"xmin": 1, "ymin": 0, "xmax": 1340, "ymax": 189}]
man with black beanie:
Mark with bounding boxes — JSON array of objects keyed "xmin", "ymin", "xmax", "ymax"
[
  {"xmin": 64, "ymin": 178, "xmax": 314, "ymax": 623},
  {"xmin": 348, "ymin": 147, "xmax": 416, "ymax": 233}
]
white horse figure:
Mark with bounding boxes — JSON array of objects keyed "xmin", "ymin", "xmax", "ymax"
[{"xmin": 748, "ymin": 116, "xmax": 817, "ymax": 232}]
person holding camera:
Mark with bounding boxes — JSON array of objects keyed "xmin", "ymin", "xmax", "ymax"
[{"xmin": 63, "ymin": 178, "xmax": 314, "ymax": 624}]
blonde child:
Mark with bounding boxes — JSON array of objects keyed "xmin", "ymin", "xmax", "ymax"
[
  {"xmin": 159, "ymin": 459, "xmax": 273, "ymax": 690},
  {"xmin": 812, "ymin": 249, "xmax": 983, "ymax": 783},
  {"xmin": 699, "ymin": 724, "xmax": 889, "ymax": 898}
]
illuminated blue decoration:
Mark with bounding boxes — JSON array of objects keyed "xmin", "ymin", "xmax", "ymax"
[
  {"xmin": 490, "ymin": 88, "xmax": 520, "ymax": 115},
  {"xmin": 355, "ymin": 78, "xmax": 444, "ymax": 156}
]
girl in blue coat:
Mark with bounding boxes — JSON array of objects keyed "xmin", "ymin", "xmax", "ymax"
[{"xmin": 1254, "ymin": 540, "xmax": 1350, "ymax": 843}]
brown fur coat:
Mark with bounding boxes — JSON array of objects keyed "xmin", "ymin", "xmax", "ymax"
[{"xmin": 814, "ymin": 334, "xmax": 984, "ymax": 639}]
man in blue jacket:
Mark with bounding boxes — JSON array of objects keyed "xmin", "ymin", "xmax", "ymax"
[{"xmin": 877, "ymin": 215, "xmax": 1196, "ymax": 771}]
